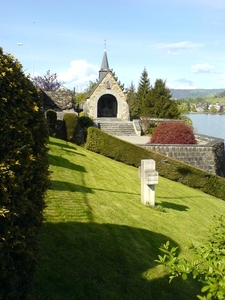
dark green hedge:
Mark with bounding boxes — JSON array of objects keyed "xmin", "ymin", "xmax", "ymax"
[
  {"xmin": 46, "ymin": 109, "xmax": 57, "ymax": 136},
  {"xmin": 0, "ymin": 48, "xmax": 49, "ymax": 299},
  {"xmin": 63, "ymin": 113, "xmax": 79, "ymax": 142},
  {"xmin": 86, "ymin": 127, "xmax": 225, "ymax": 201}
]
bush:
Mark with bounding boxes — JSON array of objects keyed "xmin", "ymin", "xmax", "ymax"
[
  {"xmin": 79, "ymin": 116, "xmax": 93, "ymax": 129},
  {"xmin": 181, "ymin": 115, "xmax": 193, "ymax": 127},
  {"xmin": 63, "ymin": 113, "xmax": 78, "ymax": 142},
  {"xmin": 149, "ymin": 121, "xmax": 196, "ymax": 144},
  {"xmin": 77, "ymin": 116, "xmax": 94, "ymax": 143},
  {"xmin": 0, "ymin": 48, "xmax": 49, "ymax": 299},
  {"xmin": 156, "ymin": 215, "xmax": 225, "ymax": 300},
  {"xmin": 140, "ymin": 118, "xmax": 157, "ymax": 135},
  {"xmin": 46, "ymin": 109, "xmax": 57, "ymax": 136}
]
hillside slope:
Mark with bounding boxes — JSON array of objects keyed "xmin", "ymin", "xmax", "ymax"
[
  {"xmin": 171, "ymin": 89, "xmax": 225, "ymax": 99},
  {"xmin": 34, "ymin": 137, "xmax": 225, "ymax": 300}
]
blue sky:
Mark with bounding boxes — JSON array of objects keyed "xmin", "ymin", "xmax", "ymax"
[{"xmin": 1, "ymin": 0, "xmax": 225, "ymax": 91}]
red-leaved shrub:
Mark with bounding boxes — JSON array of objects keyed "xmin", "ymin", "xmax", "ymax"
[{"xmin": 149, "ymin": 121, "xmax": 197, "ymax": 144}]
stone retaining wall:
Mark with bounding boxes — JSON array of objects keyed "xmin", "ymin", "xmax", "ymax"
[{"xmin": 143, "ymin": 134, "xmax": 225, "ymax": 177}]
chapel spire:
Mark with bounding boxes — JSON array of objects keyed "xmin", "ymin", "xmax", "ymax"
[{"xmin": 99, "ymin": 42, "xmax": 110, "ymax": 81}]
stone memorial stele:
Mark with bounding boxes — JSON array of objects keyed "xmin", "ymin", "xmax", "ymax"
[{"xmin": 139, "ymin": 159, "xmax": 158, "ymax": 206}]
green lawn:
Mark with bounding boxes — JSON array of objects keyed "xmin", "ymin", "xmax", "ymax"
[{"xmin": 34, "ymin": 137, "xmax": 225, "ymax": 300}]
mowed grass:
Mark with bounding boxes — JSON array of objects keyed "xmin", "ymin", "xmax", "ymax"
[{"xmin": 34, "ymin": 137, "xmax": 225, "ymax": 300}]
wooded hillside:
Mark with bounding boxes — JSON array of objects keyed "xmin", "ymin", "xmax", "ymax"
[{"xmin": 170, "ymin": 89, "xmax": 225, "ymax": 99}]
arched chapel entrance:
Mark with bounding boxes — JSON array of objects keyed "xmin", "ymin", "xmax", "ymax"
[{"xmin": 97, "ymin": 94, "xmax": 117, "ymax": 117}]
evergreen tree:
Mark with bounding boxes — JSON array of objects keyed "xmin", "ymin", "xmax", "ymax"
[
  {"xmin": 111, "ymin": 69, "xmax": 125, "ymax": 91},
  {"xmin": 137, "ymin": 68, "xmax": 151, "ymax": 116},
  {"xmin": 126, "ymin": 81, "xmax": 139, "ymax": 119},
  {"xmin": 146, "ymin": 79, "xmax": 180, "ymax": 119}
]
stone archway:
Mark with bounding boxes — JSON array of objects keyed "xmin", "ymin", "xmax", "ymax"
[{"xmin": 97, "ymin": 94, "xmax": 117, "ymax": 117}]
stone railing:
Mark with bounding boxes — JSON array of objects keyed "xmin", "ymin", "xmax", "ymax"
[{"xmin": 142, "ymin": 134, "xmax": 225, "ymax": 177}]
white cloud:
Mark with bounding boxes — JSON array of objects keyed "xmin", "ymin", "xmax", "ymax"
[
  {"xmin": 167, "ymin": 77, "xmax": 197, "ymax": 89},
  {"xmin": 167, "ymin": 78, "xmax": 197, "ymax": 89},
  {"xmin": 175, "ymin": 78, "xmax": 196, "ymax": 86},
  {"xmin": 58, "ymin": 60, "xmax": 99, "ymax": 91},
  {"xmin": 152, "ymin": 41, "xmax": 203, "ymax": 54},
  {"xmin": 191, "ymin": 63, "xmax": 215, "ymax": 73}
]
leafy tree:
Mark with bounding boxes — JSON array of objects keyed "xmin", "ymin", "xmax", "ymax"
[
  {"xmin": 137, "ymin": 68, "xmax": 151, "ymax": 116},
  {"xmin": 204, "ymin": 102, "xmax": 209, "ymax": 112},
  {"xmin": 156, "ymin": 215, "xmax": 225, "ymax": 300},
  {"xmin": 146, "ymin": 79, "xmax": 180, "ymax": 119},
  {"xmin": 179, "ymin": 102, "xmax": 189, "ymax": 114},
  {"xmin": 33, "ymin": 70, "xmax": 65, "ymax": 91},
  {"xmin": 181, "ymin": 115, "xmax": 193, "ymax": 127},
  {"xmin": 191, "ymin": 104, "xmax": 197, "ymax": 112},
  {"xmin": 187, "ymin": 100, "xmax": 191, "ymax": 111},
  {"xmin": 84, "ymin": 80, "xmax": 98, "ymax": 95},
  {"xmin": 126, "ymin": 81, "xmax": 139, "ymax": 119},
  {"xmin": 209, "ymin": 105, "xmax": 217, "ymax": 114}
]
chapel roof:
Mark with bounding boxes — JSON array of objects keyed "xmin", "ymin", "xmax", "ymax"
[{"xmin": 99, "ymin": 50, "xmax": 110, "ymax": 81}]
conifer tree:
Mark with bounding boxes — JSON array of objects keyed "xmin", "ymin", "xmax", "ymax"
[
  {"xmin": 146, "ymin": 79, "xmax": 180, "ymax": 119},
  {"xmin": 137, "ymin": 68, "xmax": 151, "ymax": 116},
  {"xmin": 111, "ymin": 69, "xmax": 125, "ymax": 91},
  {"xmin": 126, "ymin": 81, "xmax": 139, "ymax": 119}
]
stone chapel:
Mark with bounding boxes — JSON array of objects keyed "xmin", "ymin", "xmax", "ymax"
[{"xmin": 83, "ymin": 50, "xmax": 130, "ymax": 121}]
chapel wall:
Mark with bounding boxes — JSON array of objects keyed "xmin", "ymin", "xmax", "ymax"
[{"xmin": 85, "ymin": 73, "xmax": 129, "ymax": 120}]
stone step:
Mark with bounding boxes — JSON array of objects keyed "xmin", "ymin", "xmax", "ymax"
[{"xmin": 98, "ymin": 121, "xmax": 137, "ymax": 136}]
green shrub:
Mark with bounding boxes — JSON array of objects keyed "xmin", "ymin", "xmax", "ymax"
[
  {"xmin": 79, "ymin": 116, "xmax": 93, "ymax": 141},
  {"xmin": 149, "ymin": 121, "xmax": 196, "ymax": 144},
  {"xmin": 63, "ymin": 113, "xmax": 78, "ymax": 142},
  {"xmin": 181, "ymin": 115, "xmax": 193, "ymax": 127},
  {"xmin": 156, "ymin": 215, "xmax": 225, "ymax": 300},
  {"xmin": 46, "ymin": 109, "xmax": 57, "ymax": 136},
  {"xmin": 140, "ymin": 118, "xmax": 157, "ymax": 135},
  {"xmin": 0, "ymin": 48, "xmax": 49, "ymax": 299},
  {"xmin": 79, "ymin": 111, "xmax": 85, "ymax": 117},
  {"xmin": 79, "ymin": 116, "xmax": 93, "ymax": 129},
  {"xmin": 85, "ymin": 127, "xmax": 225, "ymax": 200}
]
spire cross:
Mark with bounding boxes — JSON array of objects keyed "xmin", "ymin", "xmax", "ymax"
[{"xmin": 104, "ymin": 39, "xmax": 107, "ymax": 50}]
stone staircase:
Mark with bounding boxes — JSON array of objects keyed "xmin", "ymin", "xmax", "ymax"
[{"xmin": 96, "ymin": 119, "xmax": 137, "ymax": 136}]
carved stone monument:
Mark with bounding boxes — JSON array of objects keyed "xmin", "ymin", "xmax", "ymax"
[{"xmin": 139, "ymin": 159, "xmax": 158, "ymax": 206}]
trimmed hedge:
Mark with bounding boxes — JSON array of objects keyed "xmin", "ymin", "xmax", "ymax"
[
  {"xmin": 79, "ymin": 116, "xmax": 94, "ymax": 142},
  {"xmin": 0, "ymin": 48, "xmax": 49, "ymax": 299},
  {"xmin": 63, "ymin": 113, "xmax": 78, "ymax": 142},
  {"xmin": 46, "ymin": 109, "xmax": 57, "ymax": 136},
  {"xmin": 85, "ymin": 127, "xmax": 225, "ymax": 201}
]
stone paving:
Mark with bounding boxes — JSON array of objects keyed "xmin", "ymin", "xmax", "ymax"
[
  {"xmin": 115, "ymin": 135, "xmax": 208, "ymax": 145},
  {"xmin": 115, "ymin": 135, "xmax": 150, "ymax": 145}
]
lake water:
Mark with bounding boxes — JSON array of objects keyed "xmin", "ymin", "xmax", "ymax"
[{"xmin": 186, "ymin": 113, "xmax": 225, "ymax": 141}]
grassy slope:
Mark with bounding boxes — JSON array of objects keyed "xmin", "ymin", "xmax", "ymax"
[{"xmin": 34, "ymin": 137, "xmax": 225, "ymax": 300}]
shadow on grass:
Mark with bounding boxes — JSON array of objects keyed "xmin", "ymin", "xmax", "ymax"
[
  {"xmin": 50, "ymin": 180, "xmax": 93, "ymax": 193},
  {"xmin": 50, "ymin": 180, "xmax": 139, "ymax": 196},
  {"xmin": 159, "ymin": 201, "xmax": 189, "ymax": 211},
  {"xmin": 49, "ymin": 154, "xmax": 86, "ymax": 172},
  {"xmin": 34, "ymin": 222, "xmax": 200, "ymax": 300},
  {"xmin": 48, "ymin": 139, "xmax": 77, "ymax": 151}
]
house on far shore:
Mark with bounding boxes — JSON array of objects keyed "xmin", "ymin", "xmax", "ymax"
[{"xmin": 83, "ymin": 50, "xmax": 130, "ymax": 121}]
